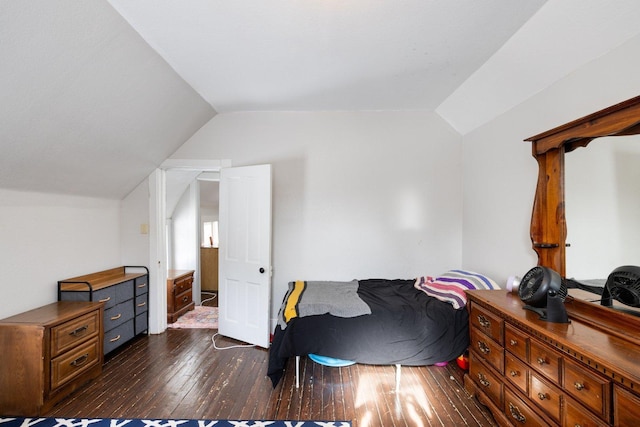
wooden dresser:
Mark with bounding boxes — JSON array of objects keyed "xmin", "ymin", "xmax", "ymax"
[
  {"xmin": 465, "ymin": 290, "xmax": 640, "ymax": 426},
  {"xmin": 58, "ymin": 266, "xmax": 149, "ymax": 354},
  {"xmin": 167, "ymin": 269, "xmax": 195, "ymax": 323},
  {"xmin": 200, "ymin": 247, "xmax": 219, "ymax": 291},
  {"xmin": 0, "ymin": 301, "xmax": 104, "ymax": 416}
]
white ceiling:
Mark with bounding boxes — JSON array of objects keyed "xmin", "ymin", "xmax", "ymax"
[
  {"xmin": 3, "ymin": 1, "xmax": 640, "ymax": 199},
  {"xmin": 109, "ymin": 0, "xmax": 547, "ymax": 114}
]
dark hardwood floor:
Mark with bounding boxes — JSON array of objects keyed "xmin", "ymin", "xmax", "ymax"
[{"xmin": 45, "ymin": 293, "xmax": 497, "ymax": 426}]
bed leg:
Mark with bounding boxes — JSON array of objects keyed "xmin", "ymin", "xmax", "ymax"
[
  {"xmin": 395, "ymin": 364, "xmax": 401, "ymax": 393},
  {"xmin": 296, "ymin": 356, "xmax": 300, "ymax": 389}
]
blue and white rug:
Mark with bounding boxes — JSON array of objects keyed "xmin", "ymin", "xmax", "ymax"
[{"xmin": 0, "ymin": 419, "xmax": 351, "ymax": 427}]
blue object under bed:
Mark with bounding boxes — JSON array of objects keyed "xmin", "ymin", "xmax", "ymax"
[{"xmin": 308, "ymin": 353, "xmax": 356, "ymax": 367}]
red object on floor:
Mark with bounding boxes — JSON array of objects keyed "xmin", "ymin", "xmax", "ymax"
[{"xmin": 456, "ymin": 353, "xmax": 469, "ymax": 370}]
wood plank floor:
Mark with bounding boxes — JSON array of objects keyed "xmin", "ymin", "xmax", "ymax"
[{"xmin": 45, "ymin": 294, "xmax": 497, "ymax": 426}]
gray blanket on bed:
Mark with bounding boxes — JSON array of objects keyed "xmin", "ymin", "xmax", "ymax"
[{"xmin": 277, "ymin": 280, "xmax": 372, "ymax": 329}]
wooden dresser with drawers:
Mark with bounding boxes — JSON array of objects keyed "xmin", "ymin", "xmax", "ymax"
[
  {"xmin": 167, "ymin": 269, "xmax": 195, "ymax": 323},
  {"xmin": 465, "ymin": 290, "xmax": 640, "ymax": 426},
  {"xmin": 0, "ymin": 301, "xmax": 104, "ymax": 415}
]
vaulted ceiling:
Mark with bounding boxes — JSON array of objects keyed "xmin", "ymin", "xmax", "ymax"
[{"xmin": 2, "ymin": 1, "xmax": 640, "ymax": 199}]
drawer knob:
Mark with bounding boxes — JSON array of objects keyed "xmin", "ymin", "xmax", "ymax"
[
  {"xmin": 477, "ymin": 373, "xmax": 490, "ymax": 388},
  {"xmin": 537, "ymin": 357, "xmax": 547, "ymax": 365},
  {"xmin": 574, "ymin": 382, "xmax": 585, "ymax": 391},
  {"xmin": 510, "ymin": 339, "xmax": 518, "ymax": 346},
  {"xmin": 477, "ymin": 341, "xmax": 490, "ymax": 355},
  {"xmin": 69, "ymin": 325, "xmax": 88, "ymax": 336},
  {"xmin": 183, "ymin": 296, "xmax": 188, "ymax": 302},
  {"xmin": 510, "ymin": 370, "xmax": 519, "ymax": 377},
  {"xmin": 70, "ymin": 353, "xmax": 89, "ymax": 367},
  {"xmin": 508, "ymin": 402, "xmax": 526, "ymax": 424},
  {"xmin": 537, "ymin": 392, "xmax": 548, "ymax": 400},
  {"xmin": 477, "ymin": 315, "xmax": 490, "ymax": 328}
]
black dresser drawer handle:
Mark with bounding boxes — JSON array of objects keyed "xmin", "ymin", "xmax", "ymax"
[
  {"xmin": 69, "ymin": 325, "xmax": 88, "ymax": 336},
  {"xmin": 70, "ymin": 353, "xmax": 89, "ymax": 367}
]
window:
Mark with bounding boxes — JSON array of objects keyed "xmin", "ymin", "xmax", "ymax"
[{"xmin": 202, "ymin": 221, "xmax": 219, "ymax": 247}]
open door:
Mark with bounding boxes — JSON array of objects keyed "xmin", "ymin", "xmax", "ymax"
[{"xmin": 218, "ymin": 164, "xmax": 272, "ymax": 348}]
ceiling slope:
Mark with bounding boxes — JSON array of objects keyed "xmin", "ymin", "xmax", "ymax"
[
  {"xmin": 0, "ymin": 1, "xmax": 215, "ymax": 199},
  {"xmin": 107, "ymin": 0, "xmax": 546, "ymax": 113}
]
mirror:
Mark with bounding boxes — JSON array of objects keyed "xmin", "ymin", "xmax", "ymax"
[
  {"xmin": 526, "ymin": 95, "xmax": 640, "ymax": 278},
  {"xmin": 565, "ymin": 136, "xmax": 640, "ymax": 279}
]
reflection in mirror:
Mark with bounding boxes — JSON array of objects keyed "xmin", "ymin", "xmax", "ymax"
[{"xmin": 565, "ymin": 135, "xmax": 640, "ymax": 280}]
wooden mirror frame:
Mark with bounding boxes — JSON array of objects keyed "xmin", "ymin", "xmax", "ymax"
[{"xmin": 525, "ymin": 95, "xmax": 640, "ymax": 277}]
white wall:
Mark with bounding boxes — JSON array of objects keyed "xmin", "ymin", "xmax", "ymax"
[
  {"xmin": 462, "ymin": 32, "xmax": 640, "ymax": 284},
  {"xmin": 170, "ymin": 182, "xmax": 198, "ymax": 272},
  {"xmin": 120, "ymin": 178, "xmax": 150, "ymax": 268},
  {"xmin": 0, "ymin": 189, "xmax": 121, "ymax": 319},
  {"xmin": 171, "ymin": 111, "xmax": 463, "ymax": 316}
]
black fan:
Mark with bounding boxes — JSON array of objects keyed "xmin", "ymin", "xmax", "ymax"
[
  {"xmin": 518, "ymin": 266, "xmax": 569, "ymax": 323},
  {"xmin": 601, "ymin": 265, "xmax": 640, "ymax": 308}
]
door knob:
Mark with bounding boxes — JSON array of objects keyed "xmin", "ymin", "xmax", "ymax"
[{"xmin": 259, "ymin": 267, "xmax": 265, "ymax": 274}]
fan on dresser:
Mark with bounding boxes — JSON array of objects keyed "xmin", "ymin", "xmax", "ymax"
[{"xmin": 518, "ymin": 266, "xmax": 570, "ymax": 323}]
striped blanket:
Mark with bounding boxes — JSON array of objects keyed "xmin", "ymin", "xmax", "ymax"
[{"xmin": 414, "ymin": 269, "xmax": 499, "ymax": 309}]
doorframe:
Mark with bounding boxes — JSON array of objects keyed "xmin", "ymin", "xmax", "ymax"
[{"xmin": 148, "ymin": 159, "xmax": 231, "ymax": 334}]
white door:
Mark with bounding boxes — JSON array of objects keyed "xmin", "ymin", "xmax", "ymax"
[{"xmin": 218, "ymin": 164, "xmax": 272, "ymax": 348}]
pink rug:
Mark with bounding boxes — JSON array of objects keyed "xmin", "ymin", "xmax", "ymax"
[{"xmin": 168, "ymin": 306, "xmax": 218, "ymax": 329}]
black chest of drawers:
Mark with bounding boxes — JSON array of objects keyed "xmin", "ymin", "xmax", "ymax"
[{"xmin": 58, "ymin": 266, "xmax": 148, "ymax": 355}]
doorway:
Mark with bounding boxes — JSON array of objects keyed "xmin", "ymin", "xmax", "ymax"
[{"xmin": 199, "ymin": 179, "xmax": 220, "ymax": 308}]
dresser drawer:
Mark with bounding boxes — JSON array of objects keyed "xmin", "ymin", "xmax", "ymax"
[
  {"xmin": 505, "ymin": 351, "xmax": 528, "ymax": 395},
  {"xmin": 470, "ymin": 303, "xmax": 503, "ymax": 345},
  {"xmin": 563, "ymin": 358, "xmax": 610, "ymax": 421},
  {"xmin": 469, "ymin": 351, "xmax": 503, "ymax": 408},
  {"xmin": 565, "ymin": 396, "xmax": 609, "ymax": 427},
  {"xmin": 174, "ymin": 276, "xmax": 193, "ymax": 294},
  {"xmin": 529, "ymin": 338, "xmax": 561, "ymax": 385},
  {"xmin": 614, "ymin": 385, "xmax": 640, "ymax": 427},
  {"xmin": 51, "ymin": 310, "xmax": 100, "ymax": 357},
  {"xmin": 174, "ymin": 288, "xmax": 193, "ymax": 312},
  {"xmin": 530, "ymin": 371, "xmax": 561, "ymax": 423},
  {"xmin": 135, "ymin": 312, "xmax": 148, "ymax": 335},
  {"xmin": 104, "ymin": 320, "xmax": 134, "ymax": 354},
  {"xmin": 50, "ymin": 336, "xmax": 101, "ymax": 389},
  {"xmin": 135, "ymin": 294, "xmax": 148, "ymax": 313},
  {"xmin": 104, "ymin": 301, "xmax": 134, "ymax": 332},
  {"xmin": 505, "ymin": 324, "xmax": 529, "ymax": 362},
  {"xmin": 504, "ymin": 388, "xmax": 550, "ymax": 427},
  {"xmin": 470, "ymin": 327, "xmax": 504, "ymax": 374},
  {"xmin": 135, "ymin": 276, "xmax": 148, "ymax": 296}
]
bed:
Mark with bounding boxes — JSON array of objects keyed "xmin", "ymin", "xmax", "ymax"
[{"xmin": 267, "ymin": 270, "xmax": 499, "ymax": 387}]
